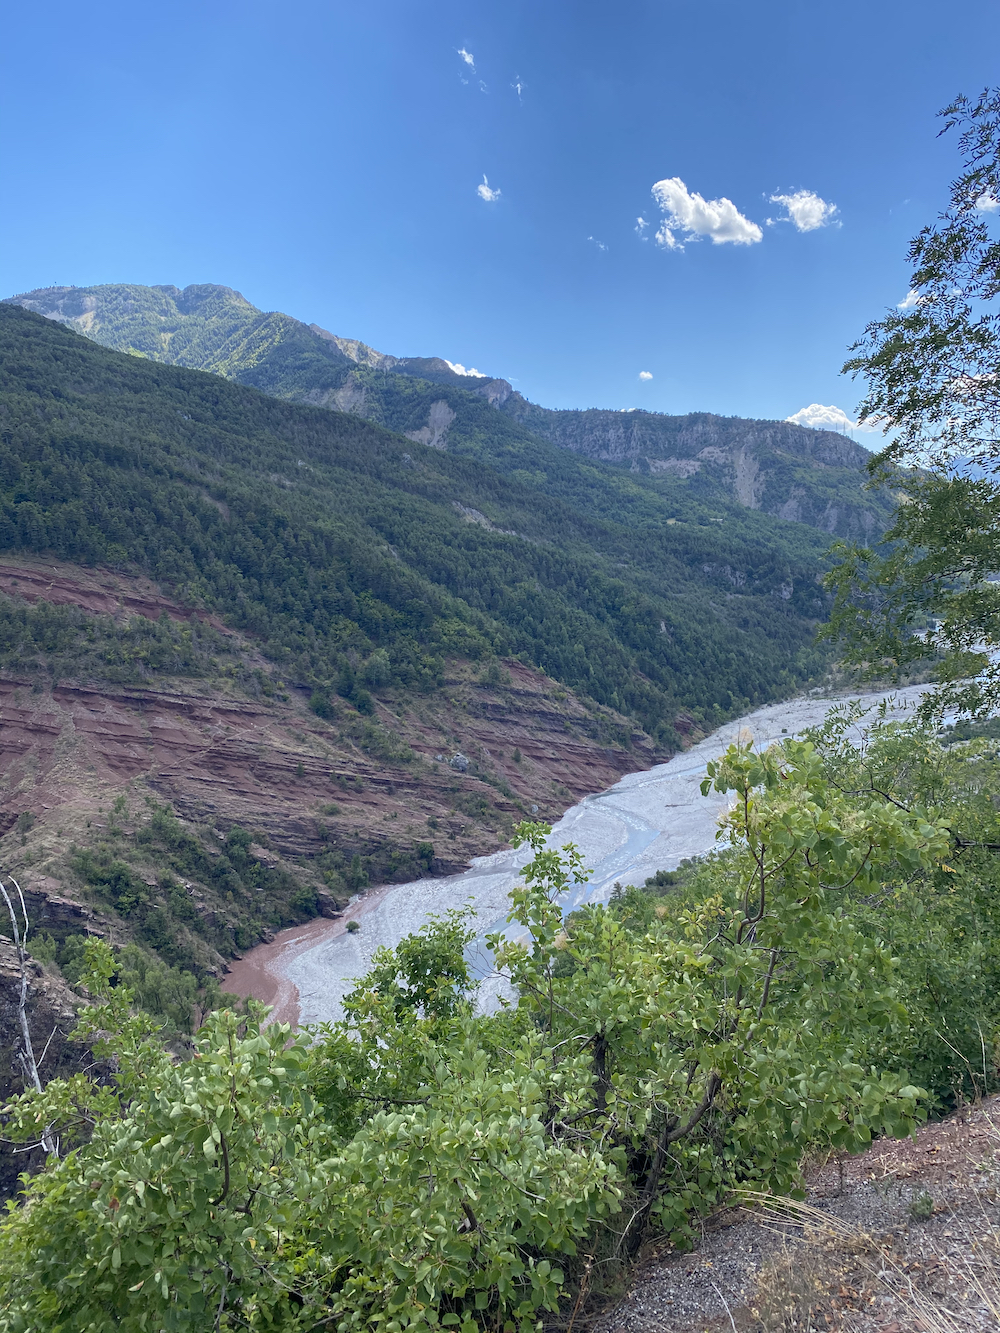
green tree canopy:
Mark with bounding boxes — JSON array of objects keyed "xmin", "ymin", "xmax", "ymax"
[{"xmin": 826, "ymin": 88, "xmax": 1000, "ymax": 716}]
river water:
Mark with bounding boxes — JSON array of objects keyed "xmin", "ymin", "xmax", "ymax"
[{"xmin": 223, "ymin": 684, "xmax": 931, "ymax": 1028}]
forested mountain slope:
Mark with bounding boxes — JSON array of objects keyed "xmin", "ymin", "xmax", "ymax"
[
  {"xmin": 501, "ymin": 400, "xmax": 890, "ymax": 539},
  {"xmin": 5, "ymin": 283, "xmax": 895, "ymax": 541},
  {"xmin": 0, "ymin": 302, "xmax": 838, "ymax": 1028},
  {"xmin": 0, "ymin": 303, "xmax": 832, "ymax": 736}
]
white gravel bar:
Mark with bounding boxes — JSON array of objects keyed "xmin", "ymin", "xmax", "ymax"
[{"xmin": 285, "ymin": 684, "xmax": 931, "ymax": 1026}]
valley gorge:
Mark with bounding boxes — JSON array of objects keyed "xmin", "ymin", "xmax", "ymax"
[{"xmin": 0, "ymin": 292, "xmax": 883, "ymax": 1123}]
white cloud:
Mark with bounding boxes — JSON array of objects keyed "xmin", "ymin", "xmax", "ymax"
[
  {"xmin": 897, "ymin": 289, "xmax": 921, "ymax": 309},
  {"xmin": 785, "ymin": 403, "xmax": 879, "ymax": 433},
  {"xmin": 478, "ymin": 79, "xmax": 488, "ymax": 93},
  {"xmin": 976, "ymin": 193, "xmax": 1000, "ymax": 212},
  {"xmin": 768, "ymin": 190, "xmax": 839, "ymax": 232},
  {"xmin": 445, "ymin": 360, "xmax": 484, "ymax": 377},
  {"xmin": 638, "ymin": 371, "xmax": 653, "ymax": 381},
  {"xmin": 651, "ymin": 177, "xmax": 762, "ymax": 249},
  {"xmin": 477, "ymin": 175, "xmax": 501, "ymax": 202},
  {"xmin": 635, "ymin": 216, "xmax": 649, "ymax": 239},
  {"xmin": 587, "ymin": 235, "xmax": 607, "ymax": 252},
  {"xmin": 457, "ymin": 47, "xmax": 475, "ymax": 68},
  {"xmin": 512, "ymin": 75, "xmax": 524, "ymax": 101},
  {"xmin": 949, "ymin": 371, "xmax": 997, "ymax": 397}
]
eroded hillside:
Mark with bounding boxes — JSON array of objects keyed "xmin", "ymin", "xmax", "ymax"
[
  {"xmin": 0, "ymin": 300, "xmax": 834, "ymax": 1033},
  {"xmin": 0, "ymin": 555, "xmax": 668, "ymax": 1027}
]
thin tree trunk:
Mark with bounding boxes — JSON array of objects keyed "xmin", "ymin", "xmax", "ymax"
[
  {"xmin": 619, "ymin": 1071, "xmax": 721, "ymax": 1258},
  {"xmin": 0, "ymin": 877, "xmax": 58, "ymax": 1157}
]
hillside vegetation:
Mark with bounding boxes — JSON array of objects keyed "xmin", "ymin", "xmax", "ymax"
[
  {"xmin": 4, "ymin": 707, "xmax": 1000, "ymax": 1330},
  {"xmin": 0, "ymin": 302, "xmax": 848, "ymax": 1043},
  {"xmin": 3, "ymin": 90, "xmax": 1000, "ymax": 1333},
  {"xmin": 5, "ymin": 282, "xmax": 896, "ymax": 541},
  {"xmin": 0, "ymin": 303, "xmax": 834, "ymax": 739}
]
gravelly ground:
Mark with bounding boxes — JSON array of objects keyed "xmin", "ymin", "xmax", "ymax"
[{"xmin": 596, "ymin": 1097, "xmax": 1000, "ymax": 1333}]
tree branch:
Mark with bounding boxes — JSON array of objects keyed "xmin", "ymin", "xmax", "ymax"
[
  {"xmin": 210, "ymin": 1131, "xmax": 230, "ymax": 1206},
  {"xmin": 0, "ymin": 876, "xmax": 57, "ymax": 1157},
  {"xmin": 664, "ymin": 1072, "xmax": 723, "ymax": 1145}
]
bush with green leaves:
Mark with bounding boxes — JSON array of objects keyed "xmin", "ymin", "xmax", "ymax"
[
  {"xmin": 788, "ymin": 702, "xmax": 1000, "ymax": 1104},
  {"xmin": 2, "ymin": 720, "xmax": 995, "ymax": 1329},
  {"xmin": 0, "ymin": 938, "xmax": 615, "ymax": 1333},
  {"xmin": 826, "ymin": 88, "xmax": 1000, "ymax": 719}
]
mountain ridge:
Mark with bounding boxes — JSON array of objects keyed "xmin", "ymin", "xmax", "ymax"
[{"xmin": 4, "ymin": 282, "xmax": 893, "ymax": 542}]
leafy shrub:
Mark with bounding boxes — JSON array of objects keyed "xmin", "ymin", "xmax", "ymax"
[{"xmin": 5, "ymin": 717, "xmax": 1000, "ymax": 1329}]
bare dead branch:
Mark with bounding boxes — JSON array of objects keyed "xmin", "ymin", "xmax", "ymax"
[{"xmin": 0, "ymin": 875, "xmax": 58, "ymax": 1157}]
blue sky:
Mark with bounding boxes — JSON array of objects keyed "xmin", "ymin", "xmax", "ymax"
[{"xmin": 3, "ymin": 1, "xmax": 998, "ymax": 427}]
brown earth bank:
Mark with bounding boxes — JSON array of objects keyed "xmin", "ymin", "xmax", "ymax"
[
  {"xmin": 221, "ymin": 884, "xmax": 395, "ymax": 1025},
  {"xmin": 0, "ymin": 554, "xmax": 681, "ymax": 988},
  {"xmin": 597, "ymin": 1096, "xmax": 1000, "ymax": 1333},
  {"xmin": 0, "ymin": 557, "xmax": 228, "ymax": 627}
]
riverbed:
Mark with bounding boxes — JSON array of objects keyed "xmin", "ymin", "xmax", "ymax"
[{"xmin": 223, "ymin": 684, "xmax": 931, "ymax": 1027}]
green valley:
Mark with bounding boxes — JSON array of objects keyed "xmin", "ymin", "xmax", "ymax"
[{"xmin": 0, "ymin": 300, "xmax": 844, "ymax": 1036}]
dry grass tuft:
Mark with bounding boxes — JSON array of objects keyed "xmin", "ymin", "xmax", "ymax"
[
  {"xmin": 743, "ymin": 1190, "xmax": 1000, "ymax": 1332},
  {"xmin": 750, "ymin": 1245, "xmax": 869, "ymax": 1330}
]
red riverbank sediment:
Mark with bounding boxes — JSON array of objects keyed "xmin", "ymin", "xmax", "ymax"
[{"xmin": 222, "ymin": 881, "xmax": 396, "ymax": 1026}]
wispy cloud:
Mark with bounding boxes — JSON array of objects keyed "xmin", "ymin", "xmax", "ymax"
[
  {"xmin": 477, "ymin": 175, "xmax": 501, "ymax": 203},
  {"xmin": 785, "ymin": 403, "xmax": 878, "ymax": 433},
  {"xmin": 768, "ymin": 190, "xmax": 839, "ymax": 232},
  {"xmin": 478, "ymin": 79, "xmax": 488, "ymax": 93},
  {"xmin": 639, "ymin": 371, "xmax": 653, "ymax": 381},
  {"xmin": 651, "ymin": 177, "xmax": 762, "ymax": 249},
  {"xmin": 457, "ymin": 47, "xmax": 475, "ymax": 69},
  {"xmin": 635, "ymin": 216, "xmax": 649, "ymax": 239},
  {"xmin": 587, "ymin": 236, "xmax": 607, "ymax": 252},
  {"xmin": 512, "ymin": 74, "xmax": 524, "ymax": 101}
]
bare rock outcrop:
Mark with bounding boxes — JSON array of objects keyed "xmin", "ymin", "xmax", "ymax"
[
  {"xmin": 498, "ymin": 402, "xmax": 894, "ymax": 541},
  {"xmin": 0, "ymin": 558, "xmax": 670, "ymax": 957}
]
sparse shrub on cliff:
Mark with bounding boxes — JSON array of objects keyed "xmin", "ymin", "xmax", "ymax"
[
  {"xmin": 309, "ymin": 687, "xmax": 336, "ymax": 718},
  {"xmin": 0, "ymin": 593, "xmax": 252, "ymax": 688},
  {"xmin": 290, "ymin": 886, "xmax": 318, "ymax": 917},
  {"xmin": 477, "ymin": 658, "xmax": 510, "ymax": 687},
  {"xmin": 352, "ymin": 687, "xmax": 375, "ymax": 715},
  {"xmin": 363, "ymin": 648, "xmax": 391, "ymax": 688},
  {"xmin": 346, "ymin": 854, "xmax": 368, "ymax": 891}
]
